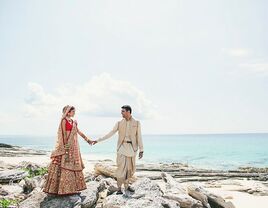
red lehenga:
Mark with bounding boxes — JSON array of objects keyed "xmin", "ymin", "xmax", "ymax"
[{"xmin": 43, "ymin": 107, "xmax": 87, "ymax": 195}]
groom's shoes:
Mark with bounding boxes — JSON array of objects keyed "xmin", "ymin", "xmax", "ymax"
[
  {"xmin": 126, "ymin": 186, "xmax": 135, "ymax": 193},
  {"xmin": 116, "ymin": 190, "xmax": 123, "ymax": 195}
]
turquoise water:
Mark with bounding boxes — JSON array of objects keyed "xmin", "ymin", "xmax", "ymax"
[{"xmin": 1, "ymin": 133, "xmax": 268, "ymax": 170}]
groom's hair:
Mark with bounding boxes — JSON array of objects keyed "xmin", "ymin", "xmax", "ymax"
[{"xmin": 121, "ymin": 105, "xmax": 132, "ymax": 114}]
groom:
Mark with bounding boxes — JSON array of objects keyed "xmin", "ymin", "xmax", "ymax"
[{"xmin": 92, "ymin": 105, "xmax": 144, "ymax": 194}]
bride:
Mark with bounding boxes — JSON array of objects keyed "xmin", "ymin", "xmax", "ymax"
[{"xmin": 43, "ymin": 105, "xmax": 93, "ymax": 195}]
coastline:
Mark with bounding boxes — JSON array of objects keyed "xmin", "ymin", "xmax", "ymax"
[{"xmin": 0, "ymin": 143, "xmax": 268, "ymax": 208}]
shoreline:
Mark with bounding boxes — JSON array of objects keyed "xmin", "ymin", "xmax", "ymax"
[
  {"xmin": 1, "ymin": 142, "xmax": 268, "ymax": 172},
  {"xmin": 1, "ymin": 142, "xmax": 268, "ymax": 177}
]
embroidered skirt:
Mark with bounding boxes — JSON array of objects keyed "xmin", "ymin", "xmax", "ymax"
[{"xmin": 43, "ymin": 156, "xmax": 87, "ymax": 195}]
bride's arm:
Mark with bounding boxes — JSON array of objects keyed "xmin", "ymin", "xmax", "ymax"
[{"xmin": 76, "ymin": 122, "xmax": 93, "ymax": 144}]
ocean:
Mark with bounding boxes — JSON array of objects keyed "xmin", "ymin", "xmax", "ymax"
[{"xmin": 1, "ymin": 133, "xmax": 268, "ymax": 170}]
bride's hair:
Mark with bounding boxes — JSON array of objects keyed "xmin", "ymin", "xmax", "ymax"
[{"xmin": 62, "ymin": 105, "xmax": 75, "ymax": 113}]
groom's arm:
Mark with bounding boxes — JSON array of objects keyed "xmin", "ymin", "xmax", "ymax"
[{"xmin": 97, "ymin": 122, "xmax": 119, "ymax": 143}]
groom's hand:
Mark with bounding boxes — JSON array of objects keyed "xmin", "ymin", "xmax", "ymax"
[
  {"xmin": 139, "ymin": 151, "xmax": 143, "ymax": 159},
  {"xmin": 91, "ymin": 140, "xmax": 98, "ymax": 145}
]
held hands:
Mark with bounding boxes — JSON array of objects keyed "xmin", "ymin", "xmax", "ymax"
[
  {"xmin": 86, "ymin": 137, "xmax": 98, "ymax": 146},
  {"xmin": 84, "ymin": 136, "xmax": 95, "ymax": 146},
  {"xmin": 86, "ymin": 139, "xmax": 93, "ymax": 145}
]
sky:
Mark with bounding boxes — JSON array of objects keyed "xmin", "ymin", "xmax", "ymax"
[{"xmin": 0, "ymin": 0, "xmax": 268, "ymax": 136}]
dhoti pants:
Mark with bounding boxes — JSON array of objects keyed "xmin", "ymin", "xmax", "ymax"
[{"xmin": 116, "ymin": 153, "xmax": 136, "ymax": 188}]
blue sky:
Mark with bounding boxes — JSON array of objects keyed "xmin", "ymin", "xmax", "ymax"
[{"xmin": 0, "ymin": 0, "xmax": 268, "ymax": 135}]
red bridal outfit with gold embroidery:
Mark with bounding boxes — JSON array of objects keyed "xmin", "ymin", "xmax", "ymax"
[{"xmin": 43, "ymin": 107, "xmax": 86, "ymax": 195}]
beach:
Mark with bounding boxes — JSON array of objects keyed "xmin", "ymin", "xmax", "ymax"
[{"xmin": 0, "ymin": 143, "xmax": 268, "ymax": 208}]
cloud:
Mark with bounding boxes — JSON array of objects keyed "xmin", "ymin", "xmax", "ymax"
[
  {"xmin": 221, "ymin": 48, "xmax": 268, "ymax": 76},
  {"xmin": 239, "ymin": 63, "xmax": 268, "ymax": 75},
  {"xmin": 24, "ymin": 73, "xmax": 158, "ymax": 119},
  {"xmin": 222, "ymin": 48, "xmax": 250, "ymax": 57}
]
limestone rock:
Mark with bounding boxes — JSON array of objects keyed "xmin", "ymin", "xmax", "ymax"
[
  {"xmin": 19, "ymin": 192, "xmax": 46, "ymax": 208},
  {"xmin": 19, "ymin": 181, "xmax": 100, "ymax": 208},
  {"xmin": 80, "ymin": 181, "xmax": 99, "ymax": 208},
  {"xmin": 94, "ymin": 163, "xmax": 117, "ymax": 179},
  {"xmin": 161, "ymin": 172, "xmax": 203, "ymax": 208},
  {"xmin": 21, "ymin": 175, "xmax": 45, "ymax": 194},
  {"xmin": 0, "ymin": 169, "xmax": 28, "ymax": 183},
  {"xmin": 187, "ymin": 183, "xmax": 235, "ymax": 208},
  {"xmin": 40, "ymin": 194, "xmax": 82, "ymax": 208},
  {"xmin": 102, "ymin": 177, "xmax": 180, "ymax": 208}
]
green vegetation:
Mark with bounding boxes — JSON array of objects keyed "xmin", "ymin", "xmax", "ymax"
[
  {"xmin": 0, "ymin": 198, "xmax": 18, "ymax": 208},
  {"xmin": 22, "ymin": 167, "xmax": 48, "ymax": 178}
]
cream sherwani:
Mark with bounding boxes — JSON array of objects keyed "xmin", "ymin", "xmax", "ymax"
[{"xmin": 97, "ymin": 117, "xmax": 143, "ymax": 186}]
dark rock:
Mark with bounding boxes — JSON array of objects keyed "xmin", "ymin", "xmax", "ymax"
[{"xmin": 0, "ymin": 143, "xmax": 13, "ymax": 148}]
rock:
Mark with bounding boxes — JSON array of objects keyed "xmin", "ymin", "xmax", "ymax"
[
  {"xmin": 1, "ymin": 184, "xmax": 23, "ymax": 196},
  {"xmin": 132, "ymin": 177, "xmax": 163, "ymax": 197},
  {"xmin": 40, "ymin": 194, "xmax": 82, "ymax": 208},
  {"xmin": 259, "ymin": 174, "xmax": 268, "ymax": 181},
  {"xmin": 102, "ymin": 177, "xmax": 180, "ymax": 208},
  {"xmin": 94, "ymin": 174, "xmax": 107, "ymax": 182},
  {"xmin": 0, "ymin": 161, "xmax": 15, "ymax": 171},
  {"xmin": 16, "ymin": 161, "xmax": 42, "ymax": 171},
  {"xmin": 0, "ymin": 143, "xmax": 13, "ymax": 148},
  {"xmin": 131, "ymin": 161, "xmax": 268, "ymax": 182},
  {"xmin": 207, "ymin": 194, "xmax": 235, "ymax": 208},
  {"xmin": 235, "ymin": 180, "xmax": 268, "ymax": 196},
  {"xmin": 161, "ymin": 172, "xmax": 187, "ymax": 194},
  {"xmin": 95, "ymin": 178, "xmax": 118, "ymax": 207},
  {"xmin": 96, "ymin": 189, "xmax": 109, "ymax": 206},
  {"xmin": 19, "ymin": 192, "xmax": 47, "ymax": 208},
  {"xmin": 19, "ymin": 181, "xmax": 100, "ymax": 208},
  {"xmin": 102, "ymin": 194, "xmax": 127, "ymax": 208},
  {"xmin": 0, "ymin": 169, "xmax": 28, "ymax": 183},
  {"xmin": 188, "ymin": 183, "xmax": 235, "ymax": 208},
  {"xmin": 0, "ymin": 187, "xmax": 9, "ymax": 196},
  {"xmin": 187, "ymin": 183, "xmax": 211, "ymax": 208},
  {"xmin": 0, "ymin": 143, "xmax": 48, "ymax": 157},
  {"xmin": 103, "ymin": 194, "xmax": 180, "ymax": 208},
  {"xmin": 238, "ymin": 166, "xmax": 268, "ymax": 173},
  {"xmin": 94, "ymin": 163, "xmax": 117, "ymax": 179},
  {"xmin": 99, "ymin": 177, "xmax": 118, "ymax": 195},
  {"xmin": 80, "ymin": 181, "xmax": 99, "ymax": 208},
  {"xmin": 21, "ymin": 175, "xmax": 44, "ymax": 194},
  {"xmin": 161, "ymin": 172, "xmax": 203, "ymax": 208},
  {"xmin": 224, "ymin": 196, "xmax": 233, "ymax": 200},
  {"xmin": 84, "ymin": 172, "xmax": 95, "ymax": 182}
]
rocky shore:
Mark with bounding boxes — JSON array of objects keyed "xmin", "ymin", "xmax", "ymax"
[
  {"xmin": 0, "ymin": 143, "xmax": 48, "ymax": 157},
  {"xmin": 0, "ymin": 143, "xmax": 268, "ymax": 208}
]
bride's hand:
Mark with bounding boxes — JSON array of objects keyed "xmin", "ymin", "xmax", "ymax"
[
  {"xmin": 91, "ymin": 140, "xmax": 98, "ymax": 145},
  {"xmin": 85, "ymin": 138, "xmax": 93, "ymax": 145}
]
